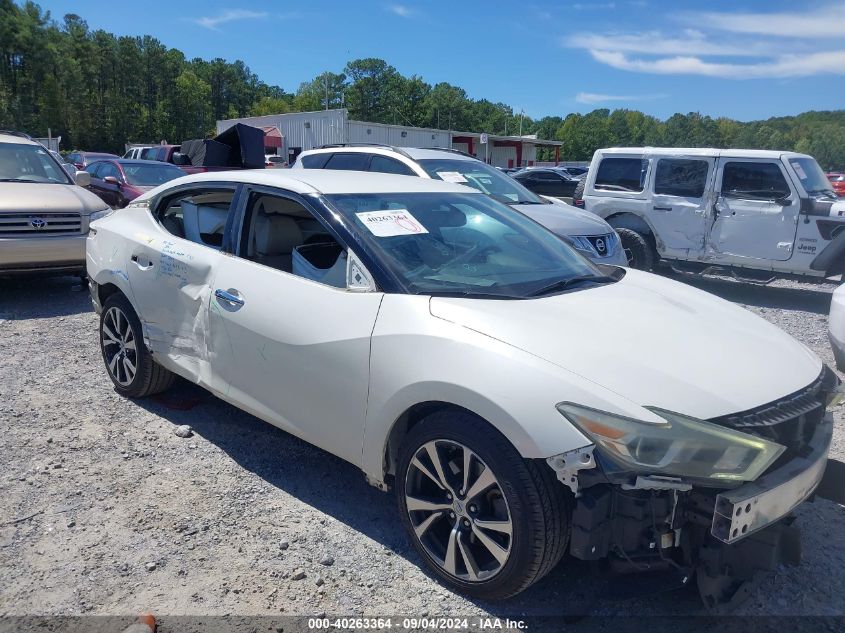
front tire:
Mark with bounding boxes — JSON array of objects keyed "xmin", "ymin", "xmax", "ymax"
[
  {"xmin": 616, "ymin": 227, "xmax": 655, "ymax": 271},
  {"xmin": 99, "ymin": 293, "xmax": 175, "ymax": 398},
  {"xmin": 397, "ymin": 411, "xmax": 569, "ymax": 600}
]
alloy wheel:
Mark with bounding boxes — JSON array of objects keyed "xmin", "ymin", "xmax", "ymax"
[
  {"xmin": 404, "ymin": 439, "xmax": 513, "ymax": 582},
  {"xmin": 101, "ymin": 306, "xmax": 138, "ymax": 387}
]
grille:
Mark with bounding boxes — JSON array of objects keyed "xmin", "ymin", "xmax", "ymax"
[
  {"xmin": 709, "ymin": 366, "xmax": 837, "ymax": 461},
  {"xmin": 0, "ymin": 212, "xmax": 83, "ymax": 237},
  {"xmin": 577, "ymin": 233, "xmax": 617, "ymax": 258}
]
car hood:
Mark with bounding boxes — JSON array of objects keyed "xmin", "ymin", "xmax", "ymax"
[
  {"xmin": 428, "ymin": 269, "xmax": 821, "ymax": 419},
  {"xmin": 0, "ymin": 182, "xmax": 107, "ymax": 214},
  {"xmin": 511, "ymin": 198, "xmax": 612, "ymax": 236}
]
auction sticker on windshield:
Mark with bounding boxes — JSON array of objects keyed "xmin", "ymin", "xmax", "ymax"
[
  {"xmin": 356, "ymin": 210, "xmax": 429, "ymax": 237},
  {"xmin": 436, "ymin": 171, "xmax": 468, "ymax": 183}
]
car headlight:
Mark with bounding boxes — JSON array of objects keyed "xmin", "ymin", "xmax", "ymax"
[
  {"xmin": 557, "ymin": 403, "xmax": 785, "ymax": 483},
  {"xmin": 89, "ymin": 207, "xmax": 115, "ymax": 222}
]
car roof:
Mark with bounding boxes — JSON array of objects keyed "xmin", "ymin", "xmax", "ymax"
[
  {"xmin": 596, "ymin": 147, "xmax": 812, "ymax": 160},
  {"xmin": 300, "ymin": 145, "xmax": 477, "ymax": 163},
  {"xmin": 0, "ymin": 132, "xmax": 39, "ymax": 146},
  {"xmin": 155, "ymin": 168, "xmax": 482, "ymax": 196},
  {"xmin": 116, "ymin": 159, "xmax": 181, "ymax": 166}
]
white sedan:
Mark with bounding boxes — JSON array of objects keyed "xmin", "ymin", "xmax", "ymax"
[{"xmin": 87, "ymin": 170, "xmax": 838, "ymax": 603}]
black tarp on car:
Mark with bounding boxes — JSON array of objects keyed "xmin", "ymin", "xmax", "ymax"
[
  {"xmin": 179, "ymin": 138, "xmax": 230, "ymax": 167},
  {"xmin": 180, "ymin": 124, "xmax": 265, "ymax": 169}
]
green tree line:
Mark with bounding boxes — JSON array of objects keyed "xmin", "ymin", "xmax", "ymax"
[{"xmin": 2, "ymin": 1, "xmax": 844, "ymax": 168}]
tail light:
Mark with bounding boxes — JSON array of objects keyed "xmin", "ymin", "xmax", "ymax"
[{"xmin": 573, "ymin": 199, "xmax": 585, "ymax": 208}]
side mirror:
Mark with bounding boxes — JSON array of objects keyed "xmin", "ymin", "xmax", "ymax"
[
  {"xmin": 74, "ymin": 170, "xmax": 91, "ymax": 187},
  {"xmin": 103, "ymin": 176, "xmax": 121, "ymax": 186},
  {"xmin": 172, "ymin": 152, "xmax": 190, "ymax": 166}
]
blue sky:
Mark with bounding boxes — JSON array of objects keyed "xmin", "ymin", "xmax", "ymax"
[{"xmin": 35, "ymin": 0, "xmax": 845, "ymax": 122}]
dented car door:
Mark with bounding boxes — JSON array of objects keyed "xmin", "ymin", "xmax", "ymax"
[
  {"xmin": 124, "ymin": 185, "xmax": 236, "ymax": 388},
  {"xmin": 708, "ymin": 159, "xmax": 800, "ymax": 262}
]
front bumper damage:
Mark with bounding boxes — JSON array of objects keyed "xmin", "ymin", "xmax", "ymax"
[
  {"xmin": 711, "ymin": 415, "xmax": 831, "ymax": 544},
  {"xmin": 553, "ymin": 411, "xmax": 832, "ymax": 606}
]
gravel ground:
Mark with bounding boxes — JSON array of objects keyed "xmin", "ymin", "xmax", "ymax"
[{"xmin": 1, "ymin": 272, "xmax": 844, "ymax": 625}]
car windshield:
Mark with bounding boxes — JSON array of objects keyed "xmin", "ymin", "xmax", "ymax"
[
  {"xmin": 0, "ymin": 143, "xmax": 72, "ymax": 184},
  {"xmin": 122, "ymin": 163, "xmax": 183, "ymax": 186},
  {"xmin": 326, "ymin": 191, "xmax": 608, "ymax": 298},
  {"xmin": 417, "ymin": 158, "xmax": 544, "ymax": 205},
  {"xmin": 789, "ymin": 157, "xmax": 836, "ymax": 196}
]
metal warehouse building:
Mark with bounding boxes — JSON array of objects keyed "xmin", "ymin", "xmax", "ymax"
[{"xmin": 216, "ymin": 109, "xmax": 563, "ymax": 168}]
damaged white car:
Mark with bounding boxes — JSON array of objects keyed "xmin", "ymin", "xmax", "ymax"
[{"xmin": 87, "ymin": 170, "xmax": 839, "ymax": 604}]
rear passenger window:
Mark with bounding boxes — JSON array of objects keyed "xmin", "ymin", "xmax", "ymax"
[
  {"xmin": 156, "ymin": 188, "xmax": 235, "ymax": 248},
  {"xmin": 594, "ymin": 157, "xmax": 648, "ymax": 192},
  {"xmin": 369, "ymin": 155, "xmax": 415, "ymax": 176},
  {"xmin": 654, "ymin": 159, "xmax": 709, "ymax": 197},
  {"xmin": 324, "ymin": 153, "xmax": 370, "ymax": 171},
  {"xmin": 299, "ymin": 153, "xmax": 329, "ymax": 168},
  {"xmin": 722, "ymin": 162, "xmax": 790, "ymax": 200}
]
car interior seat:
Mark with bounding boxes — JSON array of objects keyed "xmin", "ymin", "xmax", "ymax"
[{"xmin": 253, "ymin": 212, "xmax": 304, "ymax": 272}]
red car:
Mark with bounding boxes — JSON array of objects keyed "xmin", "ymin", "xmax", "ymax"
[
  {"xmin": 83, "ymin": 159, "xmax": 185, "ymax": 208},
  {"xmin": 827, "ymin": 172, "xmax": 845, "ymax": 197},
  {"xmin": 67, "ymin": 151, "xmax": 119, "ymax": 170}
]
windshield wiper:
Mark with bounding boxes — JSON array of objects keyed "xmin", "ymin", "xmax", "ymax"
[
  {"xmin": 426, "ymin": 290, "xmax": 523, "ymax": 300},
  {"xmin": 529, "ymin": 275, "xmax": 616, "ymax": 297}
]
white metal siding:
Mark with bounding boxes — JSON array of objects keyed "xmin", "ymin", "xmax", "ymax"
[
  {"xmin": 347, "ymin": 121, "xmax": 449, "ymax": 148},
  {"xmin": 490, "ymin": 145, "xmax": 517, "ymax": 167},
  {"xmin": 217, "ymin": 110, "xmax": 347, "ymax": 152}
]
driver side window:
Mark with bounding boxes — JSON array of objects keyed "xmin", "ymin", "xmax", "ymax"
[
  {"xmin": 240, "ymin": 192, "xmax": 347, "ymax": 288},
  {"xmin": 721, "ymin": 162, "xmax": 790, "ymax": 200}
]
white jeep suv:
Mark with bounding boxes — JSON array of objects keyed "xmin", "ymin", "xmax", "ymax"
[
  {"xmin": 293, "ymin": 145, "xmax": 627, "ymax": 266},
  {"xmin": 577, "ymin": 147, "xmax": 844, "ymax": 281}
]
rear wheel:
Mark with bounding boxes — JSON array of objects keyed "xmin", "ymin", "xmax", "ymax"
[
  {"xmin": 397, "ymin": 411, "xmax": 569, "ymax": 600},
  {"xmin": 99, "ymin": 293, "xmax": 175, "ymax": 398},
  {"xmin": 616, "ymin": 227, "xmax": 655, "ymax": 271}
]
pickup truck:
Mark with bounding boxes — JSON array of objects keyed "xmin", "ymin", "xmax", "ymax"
[{"xmin": 147, "ymin": 124, "xmax": 267, "ymax": 174}]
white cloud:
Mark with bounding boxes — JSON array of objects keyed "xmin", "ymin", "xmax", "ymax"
[
  {"xmin": 684, "ymin": 5, "xmax": 845, "ymax": 39},
  {"xmin": 566, "ymin": 31, "xmax": 776, "ymax": 57},
  {"xmin": 566, "ymin": 4, "xmax": 845, "ymax": 79},
  {"xmin": 387, "ymin": 4, "xmax": 417, "ymax": 18},
  {"xmin": 575, "ymin": 92, "xmax": 667, "ymax": 104},
  {"xmin": 194, "ymin": 9, "xmax": 267, "ymax": 30},
  {"xmin": 589, "ymin": 49, "xmax": 845, "ymax": 79}
]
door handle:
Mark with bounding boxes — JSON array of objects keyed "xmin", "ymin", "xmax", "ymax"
[
  {"xmin": 130, "ymin": 254, "xmax": 154, "ymax": 270},
  {"xmin": 653, "ymin": 206, "xmax": 672, "ymax": 211},
  {"xmin": 215, "ymin": 288, "xmax": 244, "ymax": 307}
]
